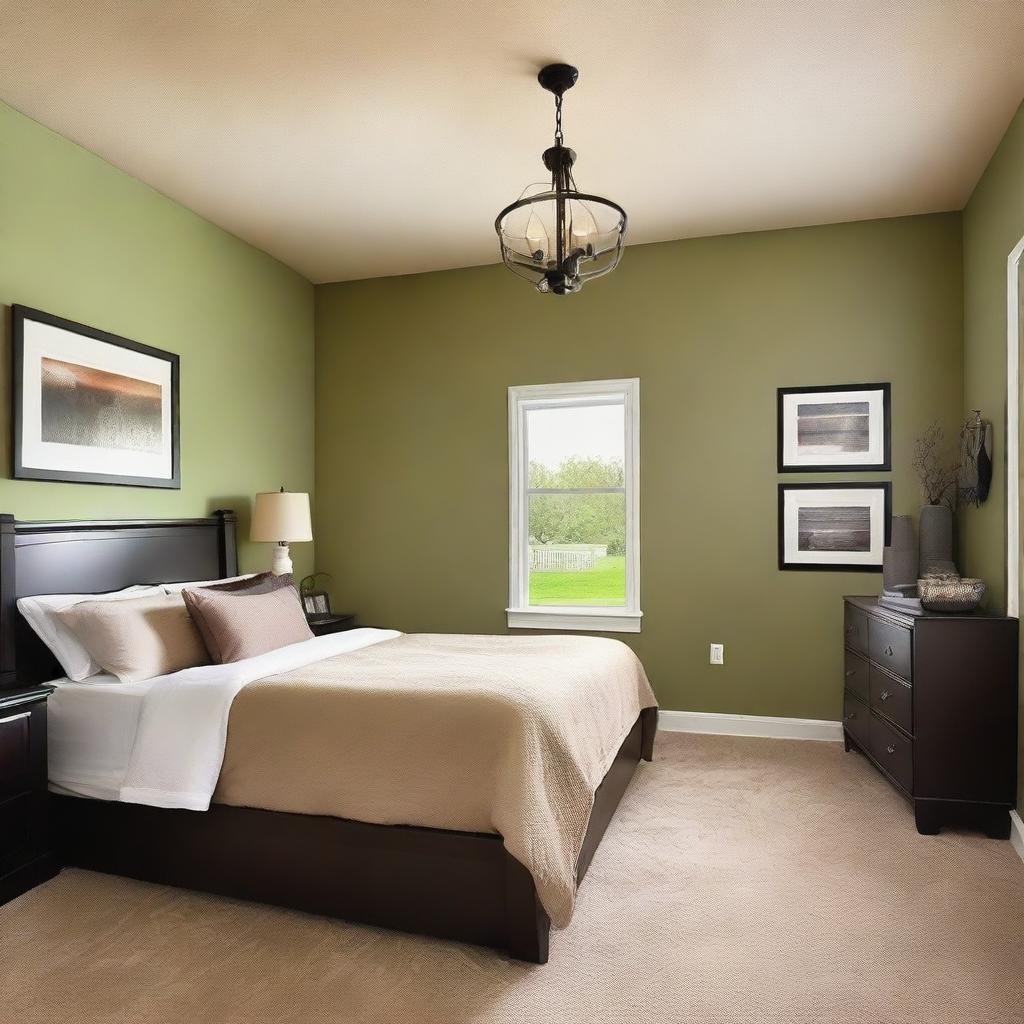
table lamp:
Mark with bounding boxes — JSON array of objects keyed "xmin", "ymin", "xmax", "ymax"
[{"xmin": 250, "ymin": 487, "xmax": 312, "ymax": 575}]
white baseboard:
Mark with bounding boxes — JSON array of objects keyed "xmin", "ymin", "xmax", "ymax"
[
  {"xmin": 1011, "ymin": 810, "xmax": 1024, "ymax": 865},
  {"xmin": 658, "ymin": 709, "xmax": 843, "ymax": 743}
]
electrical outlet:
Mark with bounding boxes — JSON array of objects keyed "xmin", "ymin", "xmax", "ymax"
[{"xmin": 710, "ymin": 643, "xmax": 724, "ymax": 665}]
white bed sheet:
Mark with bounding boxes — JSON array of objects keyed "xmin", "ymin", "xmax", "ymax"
[
  {"xmin": 47, "ymin": 628, "xmax": 401, "ymax": 804},
  {"xmin": 48, "ymin": 674, "xmax": 153, "ymax": 800}
]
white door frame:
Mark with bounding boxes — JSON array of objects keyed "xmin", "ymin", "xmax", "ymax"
[{"xmin": 1006, "ymin": 234, "xmax": 1024, "ymax": 617}]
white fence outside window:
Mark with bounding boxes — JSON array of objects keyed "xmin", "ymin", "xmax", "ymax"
[{"xmin": 529, "ymin": 544, "xmax": 608, "ymax": 572}]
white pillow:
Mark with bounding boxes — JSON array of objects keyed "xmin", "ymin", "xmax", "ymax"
[
  {"xmin": 18, "ymin": 586, "xmax": 163, "ymax": 681},
  {"xmin": 161, "ymin": 574, "xmax": 254, "ymax": 594}
]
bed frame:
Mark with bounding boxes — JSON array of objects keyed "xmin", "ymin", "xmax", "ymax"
[{"xmin": 0, "ymin": 511, "xmax": 656, "ymax": 963}]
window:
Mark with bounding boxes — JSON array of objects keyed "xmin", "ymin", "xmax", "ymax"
[{"xmin": 507, "ymin": 378, "xmax": 641, "ymax": 632}]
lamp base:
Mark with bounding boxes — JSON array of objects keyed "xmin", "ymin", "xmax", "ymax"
[{"xmin": 271, "ymin": 543, "xmax": 293, "ymax": 576}]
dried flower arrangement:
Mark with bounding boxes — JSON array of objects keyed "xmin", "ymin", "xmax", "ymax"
[{"xmin": 913, "ymin": 415, "xmax": 994, "ymax": 510}]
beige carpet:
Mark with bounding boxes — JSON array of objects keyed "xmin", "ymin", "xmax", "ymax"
[{"xmin": 3, "ymin": 733, "xmax": 1023, "ymax": 1024}]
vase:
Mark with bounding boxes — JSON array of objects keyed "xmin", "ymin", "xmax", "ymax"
[
  {"xmin": 919, "ymin": 503, "xmax": 956, "ymax": 576},
  {"xmin": 883, "ymin": 515, "xmax": 918, "ymax": 592}
]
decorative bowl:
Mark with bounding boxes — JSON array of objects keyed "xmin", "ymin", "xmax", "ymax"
[{"xmin": 917, "ymin": 575, "xmax": 986, "ymax": 613}]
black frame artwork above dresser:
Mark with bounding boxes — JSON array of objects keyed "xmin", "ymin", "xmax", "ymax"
[{"xmin": 842, "ymin": 596, "xmax": 1018, "ymax": 838}]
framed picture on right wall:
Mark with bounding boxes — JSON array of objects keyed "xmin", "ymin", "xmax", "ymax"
[
  {"xmin": 777, "ymin": 382, "xmax": 890, "ymax": 472},
  {"xmin": 778, "ymin": 482, "xmax": 892, "ymax": 572}
]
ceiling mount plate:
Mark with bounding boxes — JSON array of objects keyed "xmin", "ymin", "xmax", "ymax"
[{"xmin": 537, "ymin": 63, "xmax": 578, "ymax": 96}]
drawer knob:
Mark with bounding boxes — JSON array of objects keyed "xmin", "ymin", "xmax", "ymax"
[
  {"xmin": 844, "ymin": 712, "xmax": 855, "ymax": 721},
  {"xmin": 846, "ymin": 625, "xmax": 856, "ymax": 635},
  {"xmin": 886, "ymin": 744, "xmax": 896, "ymax": 755},
  {"xmin": 879, "ymin": 690, "xmax": 890, "ymax": 702},
  {"xmin": 884, "ymin": 644, "xmax": 895, "ymax": 658},
  {"xmin": 845, "ymin": 670, "xmax": 856, "ymax": 678}
]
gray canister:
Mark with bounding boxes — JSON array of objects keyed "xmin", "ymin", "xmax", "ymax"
[
  {"xmin": 883, "ymin": 514, "xmax": 919, "ymax": 592},
  {"xmin": 919, "ymin": 503, "xmax": 957, "ymax": 576}
]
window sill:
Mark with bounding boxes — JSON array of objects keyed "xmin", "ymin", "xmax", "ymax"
[{"xmin": 505, "ymin": 608, "xmax": 643, "ymax": 634}]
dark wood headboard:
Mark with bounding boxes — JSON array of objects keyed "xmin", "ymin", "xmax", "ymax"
[{"xmin": 0, "ymin": 511, "xmax": 237, "ymax": 687}]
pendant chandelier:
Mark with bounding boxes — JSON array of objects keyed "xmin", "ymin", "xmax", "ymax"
[{"xmin": 495, "ymin": 64, "xmax": 627, "ymax": 295}]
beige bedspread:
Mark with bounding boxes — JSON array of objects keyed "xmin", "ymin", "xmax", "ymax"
[{"xmin": 213, "ymin": 632, "xmax": 657, "ymax": 926}]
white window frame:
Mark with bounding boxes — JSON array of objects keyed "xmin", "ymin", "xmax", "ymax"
[
  {"xmin": 1005, "ymin": 232, "xmax": 1024, "ymax": 617},
  {"xmin": 507, "ymin": 377, "xmax": 641, "ymax": 633}
]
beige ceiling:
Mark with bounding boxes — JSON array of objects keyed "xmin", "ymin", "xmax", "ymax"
[{"xmin": 1, "ymin": 1, "xmax": 1023, "ymax": 284}]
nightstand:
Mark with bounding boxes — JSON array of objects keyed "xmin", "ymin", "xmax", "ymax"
[
  {"xmin": 307, "ymin": 613, "xmax": 358, "ymax": 636},
  {"xmin": 1, "ymin": 686, "xmax": 58, "ymax": 905}
]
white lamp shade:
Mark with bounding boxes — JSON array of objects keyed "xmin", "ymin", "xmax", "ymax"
[{"xmin": 250, "ymin": 490, "xmax": 313, "ymax": 543}]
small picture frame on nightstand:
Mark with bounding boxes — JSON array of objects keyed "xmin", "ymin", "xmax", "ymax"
[{"xmin": 301, "ymin": 591, "xmax": 331, "ymax": 619}]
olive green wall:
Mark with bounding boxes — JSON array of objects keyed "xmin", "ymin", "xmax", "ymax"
[
  {"xmin": 0, "ymin": 101, "xmax": 315, "ymax": 578},
  {"xmin": 315, "ymin": 214, "xmax": 963, "ymax": 719},
  {"xmin": 961, "ymin": 98, "xmax": 1024, "ymax": 812}
]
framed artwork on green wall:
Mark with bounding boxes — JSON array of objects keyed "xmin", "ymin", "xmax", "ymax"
[
  {"xmin": 777, "ymin": 382, "xmax": 891, "ymax": 472},
  {"xmin": 778, "ymin": 482, "xmax": 891, "ymax": 572},
  {"xmin": 12, "ymin": 305, "xmax": 180, "ymax": 489}
]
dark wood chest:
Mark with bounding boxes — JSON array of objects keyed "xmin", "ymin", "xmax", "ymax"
[{"xmin": 843, "ymin": 597, "xmax": 1018, "ymax": 837}]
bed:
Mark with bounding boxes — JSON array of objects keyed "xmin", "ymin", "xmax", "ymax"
[{"xmin": 0, "ymin": 511, "xmax": 657, "ymax": 963}]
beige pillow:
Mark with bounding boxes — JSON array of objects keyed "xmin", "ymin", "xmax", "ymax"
[
  {"xmin": 181, "ymin": 582, "xmax": 313, "ymax": 664},
  {"xmin": 57, "ymin": 593, "xmax": 210, "ymax": 683}
]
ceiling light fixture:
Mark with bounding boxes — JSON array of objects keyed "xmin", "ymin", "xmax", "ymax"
[{"xmin": 495, "ymin": 64, "xmax": 627, "ymax": 295}]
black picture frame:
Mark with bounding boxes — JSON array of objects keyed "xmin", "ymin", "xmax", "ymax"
[
  {"xmin": 301, "ymin": 592, "xmax": 332, "ymax": 619},
  {"xmin": 777, "ymin": 382, "xmax": 891, "ymax": 473},
  {"xmin": 778, "ymin": 482, "xmax": 892, "ymax": 572},
  {"xmin": 12, "ymin": 305, "xmax": 180, "ymax": 489}
]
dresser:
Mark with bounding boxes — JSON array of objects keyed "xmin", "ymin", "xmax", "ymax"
[
  {"xmin": 842, "ymin": 597, "xmax": 1018, "ymax": 838},
  {"xmin": 0, "ymin": 686, "xmax": 57, "ymax": 905}
]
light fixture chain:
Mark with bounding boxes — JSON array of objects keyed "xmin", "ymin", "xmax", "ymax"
[{"xmin": 554, "ymin": 93, "xmax": 563, "ymax": 145}]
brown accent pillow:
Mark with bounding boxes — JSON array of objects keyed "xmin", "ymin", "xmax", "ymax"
[
  {"xmin": 189, "ymin": 571, "xmax": 281, "ymax": 596},
  {"xmin": 182, "ymin": 574, "xmax": 313, "ymax": 664},
  {"xmin": 57, "ymin": 593, "xmax": 210, "ymax": 683},
  {"xmin": 181, "ymin": 572, "xmax": 290, "ymax": 662}
]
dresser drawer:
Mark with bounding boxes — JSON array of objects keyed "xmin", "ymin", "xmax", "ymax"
[
  {"xmin": 842, "ymin": 692, "xmax": 870, "ymax": 751},
  {"xmin": 844, "ymin": 604, "xmax": 868, "ymax": 656},
  {"xmin": 0, "ymin": 793, "xmax": 34, "ymax": 877},
  {"xmin": 869, "ymin": 713, "xmax": 913, "ymax": 793},
  {"xmin": 843, "ymin": 650, "xmax": 869, "ymax": 702},
  {"xmin": 0, "ymin": 708, "xmax": 32, "ymax": 802},
  {"xmin": 869, "ymin": 617, "xmax": 912, "ymax": 681},
  {"xmin": 869, "ymin": 666, "xmax": 912, "ymax": 736}
]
